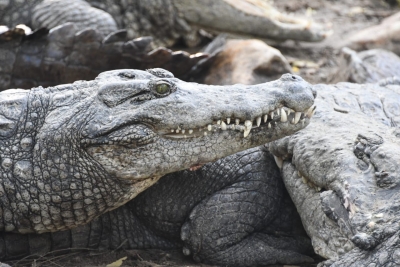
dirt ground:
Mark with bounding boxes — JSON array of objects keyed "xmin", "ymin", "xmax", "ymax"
[{"xmin": 4, "ymin": 0, "xmax": 400, "ymax": 267}]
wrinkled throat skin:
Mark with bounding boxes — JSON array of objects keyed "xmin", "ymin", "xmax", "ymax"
[
  {"xmin": 270, "ymin": 82, "xmax": 400, "ymax": 266},
  {"xmin": 0, "ymin": 68, "xmax": 315, "ymax": 234}
]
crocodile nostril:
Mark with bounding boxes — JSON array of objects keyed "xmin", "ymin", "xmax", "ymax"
[{"xmin": 311, "ymin": 87, "xmax": 317, "ymax": 98}]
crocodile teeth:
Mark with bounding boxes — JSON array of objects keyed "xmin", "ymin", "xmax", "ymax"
[
  {"xmin": 256, "ymin": 117, "xmax": 261, "ymax": 127},
  {"xmin": 204, "ymin": 132, "xmax": 207, "ymax": 136},
  {"xmin": 306, "ymin": 105, "xmax": 316, "ymax": 118},
  {"xmin": 176, "ymin": 129, "xmax": 180, "ymax": 133},
  {"xmin": 227, "ymin": 118, "xmax": 231, "ymax": 124},
  {"xmin": 268, "ymin": 122, "xmax": 271, "ymax": 129},
  {"xmin": 264, "ymin": 114, "xmax": 268, "ymax": 123},
  {"xmin": 221, "ymin": 121, "xmax": 227, "ymax": 130},
  {"xmin": 274, "ymin": 156, "xmax": 283, "ymax": 169},
  {"xmin": 181, "ymin": 129, "xmax": 185, "ymax": 134},
  {"xmin": 189, "ymin": 129, "xmax": 193, "ymax": 134},
  {"xmin": 280, "ymin": 108, "xmax": 287, "ymax": 122},
  {"xmin": 294, "ymin": 112, "xmax": 302, "ymax": 124},
  {"xmin": 244, "ymin": 120, "xmax": 252, "ymax": 138},
  {"xmin": 217, "ymin": 120, "xmax": 221, "ymax": 125},
  {"xmin": 171, "ymin": 129, "xmax": 174, "ymax": 133},
  {"xmin": 270, "ymin": 111, "xmax": 274, "ymax": 120},
  {"xmin": 207, "ymin": 124, "xmax": 212, "ymax": 131},
  {"xmin": 310, "ymin": 108, "xmax": 316, "ymax": 118},
  {"xmin": 235, "ymin": 118, "xmax": 240, "ymax": 125},
  {"xmin": 277, "ymin": 108, "xmax": 280, "ymax": 116}
]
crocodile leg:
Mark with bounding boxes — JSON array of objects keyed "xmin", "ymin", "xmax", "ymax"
[{"xmin": 178, "ymin": 146, "xmax": 313, "ymax": 266}]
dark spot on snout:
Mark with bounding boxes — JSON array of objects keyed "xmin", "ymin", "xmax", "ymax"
[{"xmin": 118, "ymin": 72, "xmax": 136, "ymax": 79}]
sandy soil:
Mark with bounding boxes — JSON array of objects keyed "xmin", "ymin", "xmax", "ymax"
[{"xmin": 5, "ymin": 0, "xmax": 400, "ymax": 266}]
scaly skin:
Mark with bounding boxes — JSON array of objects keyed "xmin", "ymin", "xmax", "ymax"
[
  {"xmin": 269, "ymin": 81, "xmax": 400, "ymax": 266},
  {"xmin": 0, "ymin": 24, "xmax": 208, "ymax": 90},
  {"xmin": 1, "ymin": 146, "xmax": 314, "ymax": 266},
  {"xmin": 1, "ymin": 0, "xmax": 328, "ymax": 47},
  {"xmin": 330, "ymin": 47, "xmax": 400, "ymax": 84},
  {"xmin": 0, "ymin": 68, "xmax": 316, "ymax": 235}
]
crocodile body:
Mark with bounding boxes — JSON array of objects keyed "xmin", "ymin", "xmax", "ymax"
[
  {"xmin": 330, "ymin": 47, "xmax": 400, "ymax": 84},
  {"xmin": 0, "ymin": 68, "xmax": 316, "ymax": 236},
  {"xmin": 2, "ymin": 146, "xmax": 315, "ymax": 266},
  {"xmin": 0, "ymin": 24, "xmax": 208, "ymax": 91},
  {"xmin": 1, "ymin": 0, "xmax": 328, "ymax": 47},
  {"xmin": 269, "ymin": 80, "xmax": 400, "ymax": 266}
]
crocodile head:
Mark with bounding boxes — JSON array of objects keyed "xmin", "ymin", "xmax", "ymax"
[
  {"xmin": 0, "ymin": 68, "xmax": 315, "ymax": 233},
  {"xmin": 83, "ymin": 68, "xmax": 316, "ymax": 181},
  {"xmin": 269, "ymin": 82, "xmax": 400, "ymax": 265}
]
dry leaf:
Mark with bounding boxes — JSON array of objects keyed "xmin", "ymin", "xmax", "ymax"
[{"xmin": 106, "ymin": 256, "xmax": 128, "ymax": 267}]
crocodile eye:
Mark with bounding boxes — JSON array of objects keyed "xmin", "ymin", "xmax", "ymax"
[{"xmin": 155, "ymin": 82, "xmax": 171, "ymax": 95}]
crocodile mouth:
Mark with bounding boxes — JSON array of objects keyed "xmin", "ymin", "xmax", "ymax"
[{"xmin": 164, "ymin": 105, "xmax": 316, "ymax": 139}]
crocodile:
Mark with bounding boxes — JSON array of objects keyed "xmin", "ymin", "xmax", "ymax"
[
  {"xmin": 0, "ymin": 67, "xmax": 316, "ymax": 237},
  {"xmin": 341, "ymin": 11, "xmax": 400, "ymax": 56},
  {"xmin": 1, "ymin": 146, "xmax": 315, "ymax": 266},
  {"xmin": 269, "ymin": 79, "xmax": 400, "ymax": 266},
  {"xmin": 0, "ymin": 24, "xmax": 208, "ymax": 91},
  {"xmin": 329, "ymin": 47, "xmax": 400, "ymax": 84},
  {"xmin": 1, "ymin": 0, "xmax": 329, "ymax": 47}
]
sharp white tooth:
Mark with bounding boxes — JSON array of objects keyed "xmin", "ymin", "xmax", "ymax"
[
  {"xmin": 235, "ymin": 118, "xmax": 240, "ymax": 125},
  {"xmin": 274, "ymin": 156, "xmax": 283, "ymax": 169},
  {"xmin": 184, "ymin": 135, "xmax": 187, "ymax": 138},
  {"xmin": 217, "ymin": 120, "xmax": 221, "ymax": 125},
  {"xmin": 310, "ymin": 109, "xmax": 316, "ymax": 118},
  {"xmin": 176, "ymin": 129, "xmax": 180, "ymax": 133},
  {"xmin": 306, "ymin": 105, "xmax": 316, "ymax": 117},
  {"xmin": 171, "ymin": 129, "xmax": 174, "ymax": 132},
  {"xmin": 207, "ymin": 124, "xmax": 212, "ymax": 131},
  {"xmin": 243, "ymin": 129, "xmax": 250, "ymax": 138},
  {"xmin": 294, "ymin": 112, "xmax": 302, "ymax": 124},
  {"xmin": 263, "ymin": 114, "xmax": 268, "ymax": 123},
  {"xmin": 181, "ymin": 129, "xmax": 185, "ymax": 134},
  {"xmin": 270, "ymin": 111, "xmax": 274, "ymax": 120},
  {"xmin": 204, "ymin": 132, "xmax": 207, "ymax": 136},
  {"xmin": 243, "ymin": 120, "xmax": 252, "ymax": 138},
  {"xmin": 268, "ymin": 122, "xmax": 271, "ymax": 129},
  {"xmin": 287, "ymin": 109, "xmax": 291, "ymax": 115},
  {"xmin": 280, "ymin": 108, "xmax": 287, "ymax": 122},
  {"xmin": 291, "ymin": 118, "xmax": 295, "ymax": 124},
  {"xmin": 227, "ymin": 118, "xmax": 231, "ymax": 124},
  {"xmin": 189, "ymin": 129, "xmax": 193, "ymax": 134},
  {"xmin": 221, "ymin": 121, "xmax": 227, "ymax": 130},
  {"xmin": 244, "ymin": 120, "xmax": 252, "ymax": 128},
  {"xmin": 256, "ymin": 117, "xmax": 261, "ymax": 127}
]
